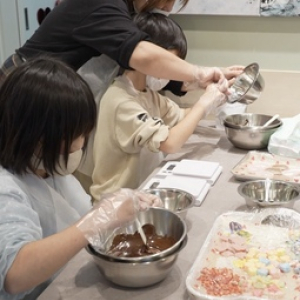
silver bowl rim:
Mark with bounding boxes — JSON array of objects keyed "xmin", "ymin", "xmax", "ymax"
[
  {"xmin": 143, "ymin": 187, "xmax": 196, "ymax": 212},
  {"xmin": 223, "ymin": 113, "xmax": 282, "ymax": 130},
  {"xmin": 87, "ymin": 234, "xmax": 188, "ymax": 264},
  {"xmin": 228, "ymin": 62, "xmax": 262, "ymax": 103},
  {"xmin": 87, "ymin": 207, "xmax": 187, "ymax": 263},
  {"xmin": 238, "ymin": 179, "xmax": 300, "ymax": 204}
]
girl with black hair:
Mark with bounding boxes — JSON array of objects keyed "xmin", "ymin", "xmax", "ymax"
[{"xmin": 0, "ymin": 57, "xmax": 161, "ymax": 300}]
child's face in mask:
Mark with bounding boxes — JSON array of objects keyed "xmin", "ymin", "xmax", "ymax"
[{"xmin": 33, "ymin": 136, "xmax": 85, "ymax": 176}]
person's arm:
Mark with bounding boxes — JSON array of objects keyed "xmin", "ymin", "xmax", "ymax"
[
  {"xmin": 4, "ymin": 189, "xmax": 161, "ymax": 295},
  {"xmin": 159, "ymin": 84, "xmax": 226, "ymax": 154},
  {"xmin": 129, "ymin": 41, "xmax": 195, "ymax": 82},
  {"xmin": 4, "ymin": 225, "xmax": 87, "ymax": 295}
]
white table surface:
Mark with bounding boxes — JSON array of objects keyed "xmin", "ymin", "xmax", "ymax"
[{"xmin": 37, "ymin": 132, "xmax": 300, "ymax": 300}]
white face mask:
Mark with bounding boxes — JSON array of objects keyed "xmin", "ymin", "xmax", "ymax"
[
  {"xmin": 32, "ymin": 149, "xmax": 83, "ymax": 176},
  {"xmin": 146, "ymin": 75, "xmax": 169, "ymax": 91},
  {"xmin": 55, "ymin": 149, "xmax": 83, "ymax": 176},
  {"xmin": 150, "ymin": 8, "xmax": 171, "ymax": 16}
]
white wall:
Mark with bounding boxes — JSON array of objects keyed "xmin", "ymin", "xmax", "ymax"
[
  {"xmin": 167, "ymin": 15, "xmax": 300, "ymax": 118},
  {"xmin": 0, "ymin": 0, "xmax": 20, "ymax": 63},
  {"xmin": 171, "ymin": 15, "xmax": 300, "ymax": 71}
]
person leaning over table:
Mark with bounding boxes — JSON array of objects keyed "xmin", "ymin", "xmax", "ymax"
[
  {"xmin": 0, "ymin": 0, "xmax": 242, "ymax": 95},
  {"xmin": 89, "ymin": 12, "xmax": 228, "ymax": 201},
  {"xmin": 0, "ymin": 57, "xmax": 162, "ymax": 300}
]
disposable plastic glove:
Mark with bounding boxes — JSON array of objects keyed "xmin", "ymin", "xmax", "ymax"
[
  {"xmin": 184, "ymin": 65, "xmax": 226, "ymax": 90},
  {"xmin": 195, "ymin": 81, "xmax": 227, "ymax": 117},
  {"xmin": 76, "ymin": 189, "xmax": 162, "ymax": 248},
  {"xmin": 183, "ymin": 65, "xmax": 244, "ymax": 91},
  {"xmin": 220, "ymin": 65, "xmax": 245, "ymax": 85}
]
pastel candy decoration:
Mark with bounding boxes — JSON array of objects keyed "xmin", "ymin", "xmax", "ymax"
[
  {"xmin": 259, "ymin": 257, "xmax": 270, "ymax": 265},
  {"xmin": 257, "ymin": 268, "xmax": 269, "ymax": 276},
  {"xmin": 279, "ymin": 263, "xmax": 291, "ymax": 273}
]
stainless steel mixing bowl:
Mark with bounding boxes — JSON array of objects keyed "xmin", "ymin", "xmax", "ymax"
[
  {"xmin": 227, "ymin": 62, "xmax": 265, "ymax": 105},
  {"xmin": 224, "ymin": 113, "xmax": 282, "ymax": 150},
  {"xmin": 238, "ymin": 179, "xmax": 300, "ymax": 208},
  {"xmin": 86, "ymin": 207, "xmax": 187, "ymax": 287},
  {"xmin": 87, "ymin": 236, "xmax": 187, "ymax": 288},
  {"xmin": 144, "ymin": 188, "xmax": 195, "ymax": 220},
  {"xmin": 224, "ymin": 113, "xmax": 282, "ymax": 130},
  {"xmin": 95, "ymin": 207, "xmax": 187, "ymax": 261}
]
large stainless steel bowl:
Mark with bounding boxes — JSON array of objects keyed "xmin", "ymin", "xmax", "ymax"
[
  {"xmin": 227, "ymin": 62, "xmax": 265, "ymax": 105},
  {"xmin": 87, "ymin": 236, "xmax": 187, "ymax": 288},
  {"xmin": 86, "ymin": 208, "xmax": 187, "ymax": 287},
  {"xmin": 238, "ymin": 179, "xmax": 300, "ymax": 208},
  {"xmin": 224, "ymin": 113, "xmax": 282, "ymax": 130},
  {"xmin": 144, "ymin": 188, "xmax": 195, "ymax": 220},
  {"xmin": 224, "ymin": 113, "xmax": 282, "ymax": 150}
]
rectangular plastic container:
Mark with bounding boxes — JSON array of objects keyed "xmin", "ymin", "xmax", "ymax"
[{"xmin": 186, "ymin": 208, "xmax": 300, "ymax": 300}]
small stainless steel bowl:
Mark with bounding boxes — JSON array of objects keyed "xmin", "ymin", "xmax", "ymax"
[
  {"xmin": 227, "ymin": 62, "xmax": 265, "ymax": 105},
  {"xmin": 238, "ymin": 179, "xmax": 300, "ymax": 208},
  {"xmin": 144, "ymin": 188, "xmax": 195, "ymax": 220},
  {"xmin": 224, "ymin": 113, "xmax": 282, "ymax": 150}
]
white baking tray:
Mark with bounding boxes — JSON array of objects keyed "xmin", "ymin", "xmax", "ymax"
[
  {"xmin": 186, "ymin": 208, "xmax": 300, "ymax": 300},
  {"xmin": 231, "ymin": 151, "xmax": 300, "ymax": 184}
]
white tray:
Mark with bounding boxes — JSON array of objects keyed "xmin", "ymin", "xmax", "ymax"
[
  {"xmin": 186, "ymin": 208, "xmax": 300, "ymax": 300},
  {"xmin": 231, "ymin": 151, "xmax": 300, "ymax": 183}
]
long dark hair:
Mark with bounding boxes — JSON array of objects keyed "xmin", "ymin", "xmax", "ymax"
[{"xmin": 0, "ymin": 57, "xmax": 96, "ymax": 175}]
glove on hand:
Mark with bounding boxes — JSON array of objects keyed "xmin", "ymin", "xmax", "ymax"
[
  {"xmin": 184, "ymin": 65, "xmax": 227, "ymax": 91},
  {"xmin": 196, "ymin": 81, "xmax": 227, "ymax": 117},
  {"xmin": 76, "ymin": 188, "xmax": 162, "ymax": 248}
]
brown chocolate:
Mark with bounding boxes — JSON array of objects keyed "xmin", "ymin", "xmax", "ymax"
[{"xmin": 107, "ymin": 224, "xmax": 176, "ymax": 257}]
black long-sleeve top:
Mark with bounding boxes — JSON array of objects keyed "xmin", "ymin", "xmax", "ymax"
[{"xmin": 18, "ymin": 0, "xmax": 185, "ymax": 95}]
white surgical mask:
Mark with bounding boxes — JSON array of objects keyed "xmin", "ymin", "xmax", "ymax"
[
  {"xmin": 150, "ymin": 8, "xmax": 171, "ymax": 16},
  {"xmin": 146, "ymin": 75, "xmax": 169, "ymax": 91},
  {"xmin": 55, "ymin": 149, "xmax": 83, "ymax": 175},
  {"xmin": 32, "ymin": 149, "xmax": 83, "ymax": 176}
]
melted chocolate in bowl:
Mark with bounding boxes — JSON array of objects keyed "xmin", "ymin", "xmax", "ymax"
[{"xmin": 107, "ymin": 224, "xmax": 176, "ymax": 257}]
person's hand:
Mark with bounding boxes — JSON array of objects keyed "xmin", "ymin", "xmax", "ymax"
[
  {"xmin": 195, "ymin": 81, "xmax": 227, "ymax": 117},
  {"xmin": 76, "ymin": 189, "xmax": 162, "ymax": 248},
  {"xmin": 220, "ymin": 65, "xmax": 245, "ymax": 85},
  {"xmin": 183, "ymin": 65, "xmax": 227, "ymax": 91}
]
